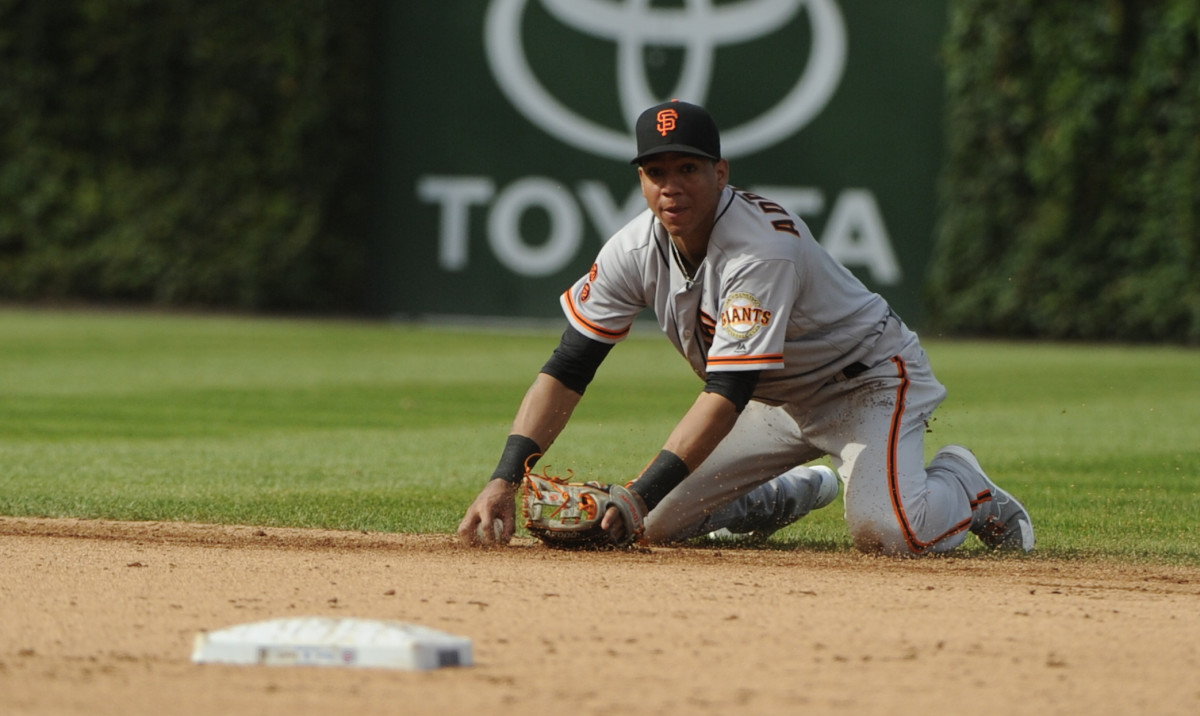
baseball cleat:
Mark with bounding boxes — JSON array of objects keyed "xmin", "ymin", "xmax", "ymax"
[
  {"xmin": 936, "ymin": 445, "xmax": 1035, "ymax": 553},
  {"xmin": 706, "ymin": 465, "xmax": 841, "ymax": 543}
]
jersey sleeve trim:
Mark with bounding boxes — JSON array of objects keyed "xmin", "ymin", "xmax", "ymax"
[
  {"xmin": 562, "ymin": 289, "xmax": 632, "ymax": 342},
  {"xmin": 707, "ymin": 353, "xmax": 784, "ymax": 370}
]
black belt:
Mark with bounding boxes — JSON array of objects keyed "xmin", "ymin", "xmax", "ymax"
[{"xmin": 837, "ymin": 361, "xmax": 870, "ymax": 381}]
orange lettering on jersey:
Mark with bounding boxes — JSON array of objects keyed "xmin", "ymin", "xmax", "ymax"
[
  {"xmin": 719, "ymin": 292, "xmax": 771, "ymax": 340},
  {"xmin": 771, "ymin": 219, "xmax": 801, "ymax": 237},
  {"xmin": 696, "ymin": 310, "xmax": 716, "ymax": 347},
  {"xmin": 738, "ymin": 189, "xmax": 797, "ymax": 223},
  {"xmin": 580, "ymin": 283, "xmax": 592, "ymax": 303},
  {"xmin": 589, "ymin": 263, "xmax": 599, "ymax": 281},
  {"xmin": 656, "ymin": 109, "xmax": 678, "ymax": 136}
]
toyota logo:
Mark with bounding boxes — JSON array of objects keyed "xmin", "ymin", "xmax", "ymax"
[{"xmin": 485, "ymin": 0, "xmax": 848, "ymax": 161}]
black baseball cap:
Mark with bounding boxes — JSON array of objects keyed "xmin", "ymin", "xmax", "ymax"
[{"xmin": 630, "ymin": 100, "xmax": 721, "ymax": 165}]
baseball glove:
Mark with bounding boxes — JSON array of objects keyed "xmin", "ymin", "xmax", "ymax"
[{"xmin": 522, "ymin": 467, "xmax": 647, "ymax": 550}]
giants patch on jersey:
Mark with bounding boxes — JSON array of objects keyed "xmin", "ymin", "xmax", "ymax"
[{"xmin": 719, "ymin": 292, "xmax": 773, "ymax": 340}]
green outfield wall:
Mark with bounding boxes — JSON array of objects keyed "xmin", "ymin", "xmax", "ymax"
[{"xmin": 372, "ymin": 0, "xmax": 947, "ymax": 326}]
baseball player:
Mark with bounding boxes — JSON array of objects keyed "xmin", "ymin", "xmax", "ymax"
[{"xmin": 458, "ymin": 100, "xmax": 1035, "ymax": 555}]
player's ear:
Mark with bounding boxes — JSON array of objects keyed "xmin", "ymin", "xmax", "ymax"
[{"xmin": 715, "ymin": 159, "xmax": 730, "ymax": 189}]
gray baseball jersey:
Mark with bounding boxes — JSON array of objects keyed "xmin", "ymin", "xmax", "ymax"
[{"xmin": 561, "ymin": 185, "xmax": 903, "ymax": 405}]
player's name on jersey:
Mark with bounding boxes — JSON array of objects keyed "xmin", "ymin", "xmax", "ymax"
[{"xmin": 416, "ymin": 174, "xmax": 901, "ymax": 286}]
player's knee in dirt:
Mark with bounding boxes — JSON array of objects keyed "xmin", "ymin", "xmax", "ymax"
[{"xmin": 848, "ymin": 517, "xmax": 922, "ymax": 556}]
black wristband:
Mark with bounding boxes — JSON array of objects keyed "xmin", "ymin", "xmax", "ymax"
[
  {"xmin": 490, "ymin": 434, "xmax": 543, "ymax": 484},
  {"xmin": 630, "ymin": 449, "xmax": 691, "ymax": 511}
]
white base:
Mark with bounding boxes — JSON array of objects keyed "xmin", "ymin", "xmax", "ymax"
[{"xmin": 191, "ymin": 617, "xmax": 473, "ymax": 670}]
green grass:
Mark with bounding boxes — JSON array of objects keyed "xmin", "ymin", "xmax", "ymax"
[{"xmin": 1, "ymin": 308, "xmax": 1197, "ymax": 564}]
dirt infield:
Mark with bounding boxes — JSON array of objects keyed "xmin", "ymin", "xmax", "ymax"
[{"xmin": 1, "ymin": 517, "xmax": 1197, "ymax": 716}]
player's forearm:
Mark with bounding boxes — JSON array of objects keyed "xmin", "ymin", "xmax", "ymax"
[
  {"xmin": 487, "ymin": 373, "xmax": 582, "ymax": 485},
  {"xmin": 629, "ymin": 391, "xmax": 739, "ymax": 510},
  {"xmin": 662, "ymin": 390, "xmax": 740, "ymax": 469},
  {"xmin": 510, "ymin": 372, "xmax": 583, "ymax": 450}
]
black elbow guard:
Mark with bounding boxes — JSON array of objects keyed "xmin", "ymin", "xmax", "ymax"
[
  {"xmin": 704, "ymin": 370, "xmax": 761, "ymax": 412},
  {"xmin": 540, "ymin": 328, "xmax": 614, "ymax": 395}
]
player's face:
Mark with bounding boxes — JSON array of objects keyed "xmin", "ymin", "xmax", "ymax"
[{"xmin": 638, "ymin": 153, "xmax": 730, "ymax": 246}]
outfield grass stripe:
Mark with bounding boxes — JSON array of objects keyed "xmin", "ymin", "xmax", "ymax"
[{"xmin": 2, "ymin": 308, "xmax": 1197, "ymax": 563}]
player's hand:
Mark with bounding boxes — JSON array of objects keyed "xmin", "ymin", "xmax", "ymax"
[
  {"xmin": 599, "ymin": 505, "xmax": 628, "ymax": 543},
  {"xmin": 457, "ymin": 479, "xmax": 520, "ymax": 546}
]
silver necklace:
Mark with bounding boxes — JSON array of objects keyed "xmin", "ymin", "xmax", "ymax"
[{"xmin": 669, "ymin": 238, "xmax": 697, "ymax": 288}]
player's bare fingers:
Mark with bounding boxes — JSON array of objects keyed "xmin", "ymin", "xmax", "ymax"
[
  {"xmin": 495, "ymin": 514, "xmax": 515, "ymax": 544},
  {"xmin": 477, "ymin": 498, "xmax": 515, "ymax": 545},
  {"xmin": 491, "ymin": 517, "xmax": 513, "ymax": 545},
  {"xmin": 456, "ymin": 513, "xmax": 484, "ymax": 546},
  {"xmin": 479, "ymin": 517, "xmax": 507, "ymax": 544},
  {"xmin": 469, "ymin": 507, "xmax": 496, "ymax": 544},
  {"xmin": 459, "ymin": 480, "xmax": 519, "ymax": 547},
  {"xmin": 601, "ymin": 506, "xmax": 625, "ymax": 541}
]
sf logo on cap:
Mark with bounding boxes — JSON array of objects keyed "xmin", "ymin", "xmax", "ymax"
[{"xmin": 656, "ymin": 108, "xmax": 678, "ymax": 136}]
